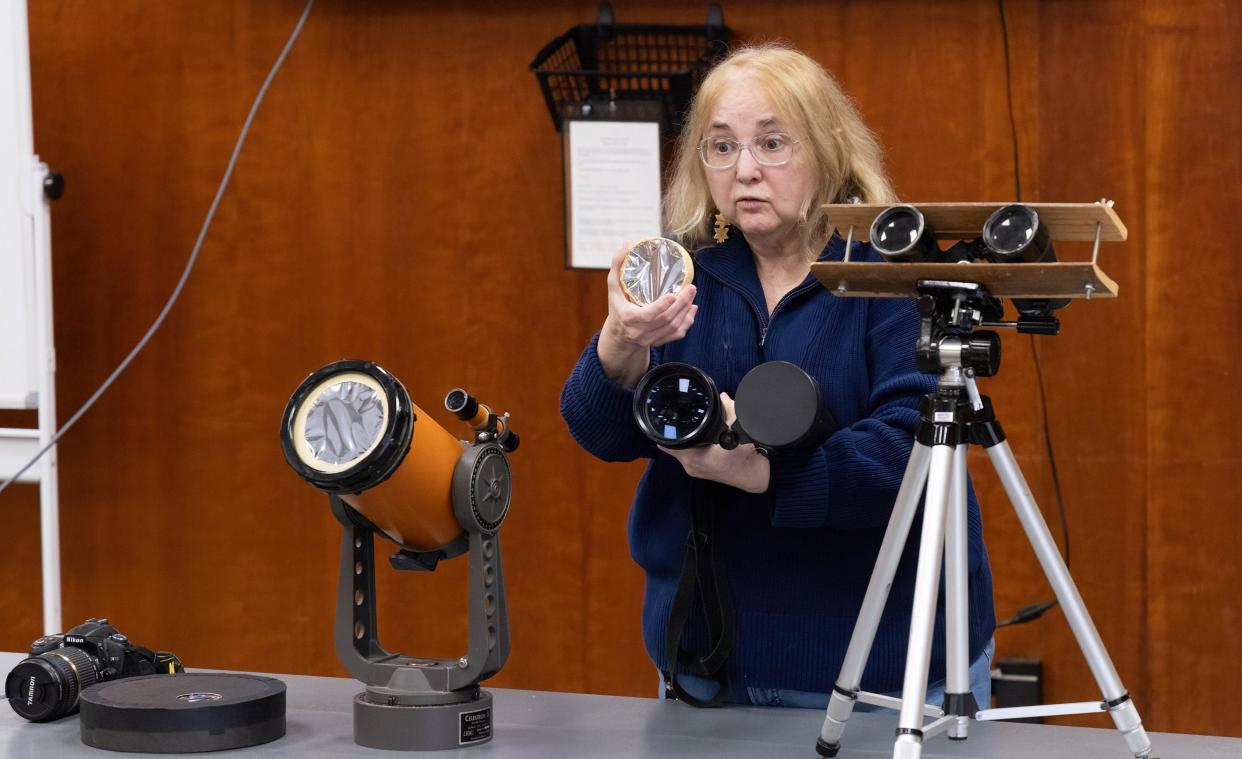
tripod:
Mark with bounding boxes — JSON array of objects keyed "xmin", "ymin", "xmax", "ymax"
[{"xmin": 815, "ymin": 281, "xmax": 1152, "ymax": 759}]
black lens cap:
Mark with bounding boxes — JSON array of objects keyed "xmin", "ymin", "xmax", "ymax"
[
  {"xmin": 735, "ymin": 362, "xmax": 834, "ymax": 449},
  {"xmin": 6, "ymin": 657, "xmax": 69, "ymax": 722}
]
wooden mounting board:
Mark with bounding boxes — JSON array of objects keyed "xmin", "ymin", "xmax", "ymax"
[
  {"xmin": 810, "ymin": 262, "xmax": 1119, "ymax": 299},
  {"xmin": 824, "ymin": 202, "xmax": 1127, "ymax": 242}
]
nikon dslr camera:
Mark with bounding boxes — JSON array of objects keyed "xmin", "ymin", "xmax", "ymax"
[{"xmin": 4, "ymin": 618, "xmax": 183, "ymax": 722}]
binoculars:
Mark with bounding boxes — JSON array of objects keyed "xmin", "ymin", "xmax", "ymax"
[{"xmin": 632, "ymin": 361, "xmax": 836, "ymax": 452}]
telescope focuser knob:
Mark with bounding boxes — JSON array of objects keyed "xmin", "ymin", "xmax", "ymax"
[{"xmin": 499, "ymin": 428, "xmax": 519, "ymax": 452}]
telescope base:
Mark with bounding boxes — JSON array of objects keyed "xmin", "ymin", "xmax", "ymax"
[{"xmin": 353, "ymin": 688, "xmax": 494, "ymax": 750}]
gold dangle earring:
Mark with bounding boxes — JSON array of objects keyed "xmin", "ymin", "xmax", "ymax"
[{"xmin": 713, "ymin": 212, "xmax": 730, "ymax": 244}]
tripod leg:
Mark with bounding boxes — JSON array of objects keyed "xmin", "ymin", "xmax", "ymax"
[
  {"xmin": 943, "ymin": 444, "xmax": 977, "ymax": 739},
  {"xmin": 894, "ymin": 442, "xmax": 955, "ymax": 759},
  {"xmin": 986, "ymin": 441, "xmax": 1152, "ymax": 758},
  {"xmin": 816, "ymin": 443, "xmax": 932, "ymax": 758}
]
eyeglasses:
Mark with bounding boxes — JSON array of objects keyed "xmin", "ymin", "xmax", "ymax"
[{"xmin": 697, "ymin": 133, "xmax": 801, "ymax": 169}]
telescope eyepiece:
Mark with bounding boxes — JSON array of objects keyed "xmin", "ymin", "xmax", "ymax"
[{"xmin": 445, "ymin": 389, "xmax": 479, "ymax": 421}]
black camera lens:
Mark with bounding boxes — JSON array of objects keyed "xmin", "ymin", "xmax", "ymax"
[
  {"xmin": 633, "ymin": 363, "xmax": 723, "ymax": 449},
  {"xmin": 870, "ymin": 205, "xmax": 939, "ymax": 262},
  {"xmin": 4, "ymin": 647, "xmax": 98, "ymax": 722}
]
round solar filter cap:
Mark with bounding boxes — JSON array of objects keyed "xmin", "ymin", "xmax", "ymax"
[
  {"xmin": 79, "ymin": 672, "xmax": 286, "ymax": 753},
  {"xmin": 621, "ymin": 237, "xmax": 694, "ymax": 306}
]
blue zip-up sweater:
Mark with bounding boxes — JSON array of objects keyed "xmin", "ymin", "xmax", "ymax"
[{"xmin": 561, "ymin": 232, "xmax": 995, "ymax": 695}]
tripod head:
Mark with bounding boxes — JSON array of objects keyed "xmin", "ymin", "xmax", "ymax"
[
  {"xmin": 915, "ymin": 279, "xmax": 1002, "ymax": 378},
  {"xmin": 915, "ymin": 278, "xmax": 1065, "ymax": 379}
]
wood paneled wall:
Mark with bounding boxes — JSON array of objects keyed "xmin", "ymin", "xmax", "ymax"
[{"xmin": 2, "ymin": 0, "xmax": 1238, "ymax": 737}]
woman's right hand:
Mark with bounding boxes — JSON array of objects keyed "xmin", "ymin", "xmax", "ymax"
[{"xmin": 597, "ymin": 243, "xmax": 698, "ymax": 387}]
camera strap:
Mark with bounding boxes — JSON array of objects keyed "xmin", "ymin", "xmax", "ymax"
[{"xmin": 663, "ymin": 478, "xmax": 735, "ymax": 707}]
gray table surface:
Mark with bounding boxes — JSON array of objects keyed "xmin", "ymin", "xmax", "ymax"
[{"xmin": 2, "ymin": 652, "xmax": 1238, "ymax": 758}]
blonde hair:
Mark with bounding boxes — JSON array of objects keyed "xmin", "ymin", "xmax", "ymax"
[{"xmin": 664, "ymin": 42, "xmax": 896, "ymax": 256}]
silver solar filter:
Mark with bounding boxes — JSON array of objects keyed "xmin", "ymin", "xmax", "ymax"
[
  {"xmin": 621, "ymin": 237, "xmax": 694, "ymax": 306},
  {"xmin": 295, "ymin": 372, "xmax": 389, "ymax": 474}
]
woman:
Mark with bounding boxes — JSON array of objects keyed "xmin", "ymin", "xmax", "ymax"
[{"xmin": 560, "ymin": 43, "xmax": 995, "ymax": 708}]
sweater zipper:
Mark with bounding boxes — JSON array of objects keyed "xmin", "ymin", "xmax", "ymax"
[
  {"xmin": 696, "ymin": 265, "xmax": 821, "ymax": 350},
  {"xmin": 761, "ymin": 279, "xmax": 821, "ymax": 348}
]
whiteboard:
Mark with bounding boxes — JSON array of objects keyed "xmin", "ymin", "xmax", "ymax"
[{"xmin": 0, "ymin": 0, "xmax": 37, "ymax": 409}]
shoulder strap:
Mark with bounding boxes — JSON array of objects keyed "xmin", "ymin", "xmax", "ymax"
[{"xmin": 663, "ymin": 479, "xmax": 735, "ymax": 707}]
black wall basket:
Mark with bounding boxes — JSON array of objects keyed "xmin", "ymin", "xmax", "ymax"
[{"xmin": 530, "ymin": 3, "xmax": 730, "ymax": 135}]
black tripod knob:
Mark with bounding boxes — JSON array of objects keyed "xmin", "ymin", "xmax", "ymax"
[{"xmin": 961, "ymin": 332, "xmax": 1001, "ymax": 377}]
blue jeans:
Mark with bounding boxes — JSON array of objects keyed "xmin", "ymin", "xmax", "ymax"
[{"xmin": 661, "ymin": 638, "xmax": 995, "ymax": 710}]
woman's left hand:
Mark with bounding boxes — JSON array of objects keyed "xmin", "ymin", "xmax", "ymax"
[{"xmin": 659, "ymin": 392, "xmax": 770, "ymax": 493}]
